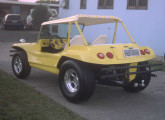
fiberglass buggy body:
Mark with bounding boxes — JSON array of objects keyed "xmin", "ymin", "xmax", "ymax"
[{"xmin": 11, "ymin": 15, "xmax": 162, "ymax": 103}]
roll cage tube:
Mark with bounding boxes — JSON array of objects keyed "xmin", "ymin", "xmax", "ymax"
[
  {"xmin": 75, "ymin": 21, "xmax": 88, "ymax": 46},
  {"xmin": 112, "ymin": 20, "xmax": 118, "ymax": 44},
  {"xmin": 67, "ymin": 22, "xmax": 72, "ymax": 47},
  {"xmin": 120, "ymin": 21, "xmax": 135, "ymax": 44},
  {"xmin": 112, "ymin": 21, "xmax": 135, "ymax": 44},
  {"xmin": 67, "ymin": 21, "xmax": 88, "ymax": 47}
]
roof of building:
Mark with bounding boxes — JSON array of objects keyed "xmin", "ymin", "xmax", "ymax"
[
  {"xmin": 42, "ymin": 14, "xmax": 121, "ymax": 26},
  {"xmin": 0, "ymin": 0, "xmax": 59, "ymax": 7}
]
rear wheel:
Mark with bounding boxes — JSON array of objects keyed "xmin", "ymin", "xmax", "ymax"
[
  {"xmin": 12, "ymin": 51, "xmax": 31, "ymax": 79},
  {"xmin": 59, "ymin": 60, "xmax": 95, "ymax": 103},
  {"xmin": 18, "ymin": 26, "xmax": 24, "ymax": 30},
  {"xmin": 123, "ymin": 62, "xmax": 151, "ymax": 92}
]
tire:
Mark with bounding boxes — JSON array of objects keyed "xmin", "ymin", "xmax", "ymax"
[
  {"xmin": 18, "ymin": 26, "xmax": 24, "ymax": 31},
  {"xmin": 3, "ymin": 25, "xmax": 6, "ymax": 30},
  {"xmin": 123, "ymin": 62, "xmax": 151, "ymax": 93},
  {"xmin": 12, "ymin": 51, "xmax": 31, "ymax": 79},
  {"xmin": 59, "ymin": 60, "xmax": 95, "ymax": 103}
]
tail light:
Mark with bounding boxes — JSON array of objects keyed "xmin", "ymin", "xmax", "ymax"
[
  {"xmin": 97, "ymin": 53, "xmax": 105, "ymax": 59},
  {"xmin": 144, "ymin": 49, "xmax": 150, "ymax": 54},
  {"xmin": 106, "ymin": 52, "xmax": 114, "ymax": 59},
  {"xmin": 140, "ymin": 50, "xmax": 145, "ymax": 55},
  {"xmin": 5, "ymin": 20, "xmax": 11, "ymax": 23},
  {"xmin": 18, "ymin": 20, "xmax": 24, "ymax": 23}
]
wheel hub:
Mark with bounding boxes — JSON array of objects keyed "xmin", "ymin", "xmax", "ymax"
[
  {"xmin": 64, "ymin": 69, "xmax": 79, "ymax": 93},
  {"xmin": 13, "ymin": 56, "xmax": 22, "ymax": 74}
]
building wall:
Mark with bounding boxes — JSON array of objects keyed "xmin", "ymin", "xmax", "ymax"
[{"xmin": 59, "ymin": 0, "xmax": 165, "ymax": 56}]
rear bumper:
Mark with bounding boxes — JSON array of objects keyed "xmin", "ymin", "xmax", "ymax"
[
  {"xmin": 96, "ymin": 63, "xmax": 162, "ymax": 87},
  {"xmin": 4, "ymin": 23, "xmax": 24, "ymax": 25},
  {"xmin": 101, "ymin": 63, "xmax": 162, "ymax": 80},
  {"xmin": 4, "ymin": 23, "xmax": 24, "ymax": 28}
]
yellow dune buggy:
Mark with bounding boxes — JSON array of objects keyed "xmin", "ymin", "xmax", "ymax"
[{"xmin": 11, "ymin": 15, "xmax": 162, "ymax": 103}]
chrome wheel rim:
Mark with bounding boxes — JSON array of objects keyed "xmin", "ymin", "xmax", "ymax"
[
  {"xmin": 13, "ymin": 56, "xmax": 22, "ymax": 74},
  {"xmin": 64, "ymin": 69, "xmax": 79, "ymax": 93}
]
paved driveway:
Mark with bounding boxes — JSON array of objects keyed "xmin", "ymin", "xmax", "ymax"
[{"xmin": 0, "ymin": 31, "xmax": 165, "ymax": 120}]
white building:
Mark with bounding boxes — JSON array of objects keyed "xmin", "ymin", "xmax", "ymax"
[{"xmin": 59, "ymin": 0, "xmax": 165, "ymax": 56}]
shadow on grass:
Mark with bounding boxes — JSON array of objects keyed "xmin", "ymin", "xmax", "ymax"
[
  {"xmin": 148, "ymin": 60, "xmax": 165, "ymax": 72},
  {"xmin": 0, "ymin": 70, "xmax": 84, "ymax": 120}
]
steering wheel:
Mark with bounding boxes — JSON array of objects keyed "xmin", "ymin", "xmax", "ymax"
[{"xmin": 49, "ymin": 35, "xmax": 65, "ymax": 51}]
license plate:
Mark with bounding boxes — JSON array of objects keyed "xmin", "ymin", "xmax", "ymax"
[
  {"xmin": 123, "ymin": 49, "xmax": 140, "ymax": 57},
  {"xmin": 12, "ymin": 20, "xmax": 17, "ymax": 23}
]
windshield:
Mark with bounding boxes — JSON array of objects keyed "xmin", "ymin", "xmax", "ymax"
[
  {"xmin": 7, "ymin": 15, "xmax": 21, "ymax": 21},
  {"xmin": 83, "ymin": 22, "xmax": 132, "ymax": 45},
  {"xmin": 39, "ymin": 23, "xmax": 83, "ymax": 39}
]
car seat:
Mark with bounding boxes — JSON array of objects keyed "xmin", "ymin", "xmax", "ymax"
[
  {"xmin": 91, "ymin": 35, "xmax": 107, "ymax": 45},
  {"xmin": 70, "ymin": 35, "xmax": 85, "ymax": 46}
]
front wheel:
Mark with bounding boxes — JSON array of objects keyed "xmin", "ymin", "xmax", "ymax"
[
  {"xmin": 59, "ymin": 60, "xmax": 95, "ymax": 103},
  {"xmin": 12, "ymin": 51, "xmax": 31, "ymax": 79},
  {"xmin": 3, "ymin": 25, "xmax": 7, "ymax": 30}
]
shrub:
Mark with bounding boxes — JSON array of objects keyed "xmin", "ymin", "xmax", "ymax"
[{"xmin": 32, "ymin": 5, "xmax": 51, "ymax": 30}]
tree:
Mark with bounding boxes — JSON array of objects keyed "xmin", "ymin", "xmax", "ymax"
[{"xmin": 32, "ymin": 5, "xmax": 51, "ymax": 30}]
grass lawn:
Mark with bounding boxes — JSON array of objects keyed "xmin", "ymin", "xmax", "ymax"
[
  {"xmin": 0, "ymin": 70, "xmax": 84, "ymax": 120},
  {"xmin": 148, "ymin": 60, "xmax": 165, "ymax": 72}
]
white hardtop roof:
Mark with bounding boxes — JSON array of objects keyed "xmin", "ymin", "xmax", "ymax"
[
  {"xmin": 42, "ymin": 14, "xmax": 121, "ymax": 26},
  {"xmin": 6, "ymin": 14, "xmax": 20, "ymax": 16},
  {"xmin": 5, "ymin": 14, "xmax": 20, "ymax": 19}
]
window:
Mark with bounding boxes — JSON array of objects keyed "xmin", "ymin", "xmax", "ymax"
[
  {"xmin": 98, "ymin": 0, "xmax": 113, "ymax": 9},
  {"xmin": 64, "ymin": 0, "xmax": 69, "ymax": 9},
  {"xmin": 7, "ymin": 15, "xmax": 21, "ymax": 21},
  {"xmin": 39, "ymin": 24, "xmax": 84, "ymax": 40},
  {"xmin": 127, "ymin": 0, "xmax": 148, "ymax": 9},
  {"xmin": 80, "ymin": 0, "xmax": 87, "ymax": 9},
  {"xmin": 39, "ymin": 25, "xmax": 50, "ymax": 39}
]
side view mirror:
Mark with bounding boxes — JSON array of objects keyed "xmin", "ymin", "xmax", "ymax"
[{"xmin": 20, "ymin": 39, "xmax": 26, "ymax": 43}]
